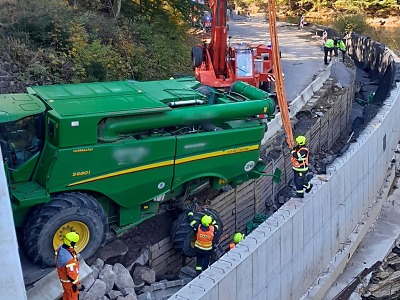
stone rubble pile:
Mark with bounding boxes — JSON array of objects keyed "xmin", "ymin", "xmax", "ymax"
[
  {"xmin": 363, "ymin": 247, "xmax": 400, "ymax": 299},
  {"xmin": 81, "ymin": 258, "xmax": 194, "ymax": 300}
]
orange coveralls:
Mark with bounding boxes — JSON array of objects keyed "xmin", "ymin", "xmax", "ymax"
[{"xmin": 55, "ymin": 245, "xmax": 80, "ymax": 300}]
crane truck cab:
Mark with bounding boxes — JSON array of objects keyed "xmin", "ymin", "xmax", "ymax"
[{"xmin": 1, "ymin": 77, "xmax": 275, "ymax": 267}]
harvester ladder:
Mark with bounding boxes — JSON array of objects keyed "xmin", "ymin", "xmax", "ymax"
[{"xmin": 267, "ymin": 0, "xmax": 294, "ymax": 148}]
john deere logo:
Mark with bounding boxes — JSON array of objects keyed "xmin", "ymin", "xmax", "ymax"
[{"xmin": 244, "ymin": 161, "xmax": 255, "ymax": 172}]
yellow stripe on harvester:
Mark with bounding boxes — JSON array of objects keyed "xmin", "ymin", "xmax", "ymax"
[
  {"xmin": 68, "ymin": 160, "xmax": 174, "ymax": 186},
  {"xmin": 175, "ymin": 144, "xmax": 259, "ymax": 164},
  {"xmin": 68, "ymin": 144, "xmax": 259, "ymax": 187}
]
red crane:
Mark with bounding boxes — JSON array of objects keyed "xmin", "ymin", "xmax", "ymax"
[{"xmin": 191, "ymin": 0, "xmax": 276, "ymax": 92}]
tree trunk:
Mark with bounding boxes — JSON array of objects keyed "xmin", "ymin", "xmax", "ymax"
[{"xmin": 113, "ymin": 0, "xmax": 122, "ymax": 17}]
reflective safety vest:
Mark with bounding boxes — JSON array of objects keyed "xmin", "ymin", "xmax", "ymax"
[
  {"xmin": 338, "ymin": 40, "xmax": 346, "ymax": 51},
  {"xmin": 291, "ymin": 147, "xmax": 309, "ymax": 172},
  {"xmin": 195, "ymin": 225, "xmax": 214, "ymax": 251},
  {"xmin": 325, "ymin": 39, "xmax": 334, "ymax": 48},
  {"xmin": 55, "ymin": 246, "xmax": 80, "ymax": 285}
]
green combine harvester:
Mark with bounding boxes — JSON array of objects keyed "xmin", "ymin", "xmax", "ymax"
[{"xmin": 0, "ymin": 77, "xmax": 276, "ymax": 266}]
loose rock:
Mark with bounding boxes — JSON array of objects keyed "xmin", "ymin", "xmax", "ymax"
[
  {"xmin": 117, "ymin": 294, "xmax": 138, "ymax": 300},
  {"xmin": 97, "ymin": 240, "xmax": 129, "ymax": 262},
  {"xmin": 92, "ymin": 258, "xmax": 105, "ymax": 270},
  {"xmin": 83, "ymin": 279, "xmax": 107, "ymax": 300},
  {"xmin": 108, "ymin": 290, "xmax": 123, "ymax": 300},
  {"xmin": 132, "ymin": 265, "xmax": 156, "ymax": 285},
  {"xmin": 114, "ymin": 263, "xmax": 136, "ymax": 290},
  {"xmin": 80, "ymin": 274, "xmax": 95, "ymax": 299},
  {"xmin": 99, "ymin": 264, "xmax": 117, "ymax": 293}
]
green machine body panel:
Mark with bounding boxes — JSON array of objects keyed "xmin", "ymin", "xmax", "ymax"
[{"xmin": 1, "ymin": 77, "xmax": 276, "ymax": 228}]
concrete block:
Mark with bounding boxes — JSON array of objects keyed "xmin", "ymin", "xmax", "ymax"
[
  {"xmin": 253, "ymin": 288, "xmax": 268, "ymax": 300},
  {"xmin": 280, "ymin": 263, "xmax": 293, "ymax": 300},
  {"xmin": 264, "ymin": 229, "xmax": 281, "ymax": 273},
  {"xmin": 313, "ymin": 230, "xmax": 324, "ymax": 275},
  {"xmin": 313, "ymin": 191, "xmax": 323, "ymax": 236},
  {"xmin": 319, "ymin": 184, "xmax": 330, "ymax": 226},
  {"xmin": 302, "ymin": 240, "xmax": 314, "ymax": 288},
  {"xmin": 201, "ymin": 287, "xmax": 218, "ymax": 300},
  {"xmin": 280, "ymin": 216, "xmax": 293, "ymax": 267},
  {"xmin": 218, "ymin": 269, "xmax": 236, "ymax": 300},
  {"xmin": 266, "ymin": 276, "xmax": 281, "ymax": 300},
  {"xmin": 337, "ymin": 204, "xmax": 346, "ymax": 245},
  {"xmin": 302, "ymin": 199, "xmax": 314, "ymax": 244},
  {"xmin": 311, "ymin": 76, "xmax": 324, "ymax": 92},
  {"xmin": 343, "ymin": 161, "xmax": 352, "ymax": 200},
  {"xmin": 321, "ymin": 216, "xmax": 332, "ymax": 268},
  {"xmin": 301, "ymin": 86, "xmax": 314, "ymax": 104},
  {"xmin": 330, "ymin": 211, "xmax": 341, "ymax": 257},
  {"xmin": 237, "ymin": 256, "xmax": 253, "ymax": 300},
  {"xmin": 292, "ymin": 251, "xmax": 305, "ymax": 293},
  {"xmin": 252, "ymin": 243, "xmax": 268, "ymax": 295},
  {"xmin": 292, "ymin": 207, "xmax": 304, "ymax": 257}
]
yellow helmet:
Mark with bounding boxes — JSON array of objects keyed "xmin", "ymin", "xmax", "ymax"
[
  {"xmin": 295, "ymin": 135, "xmax": 306, "ymax": 146},
  {"xmin": 233, "ymin": 232, "xmax": 244, "ymax": 244},
  {"xmin": 63, "ymin": 231, "xmax": 80, "ymax": 247},
  {"xmin": 201, "ymin": 215, "xmax": 212, "ymax": 226}
]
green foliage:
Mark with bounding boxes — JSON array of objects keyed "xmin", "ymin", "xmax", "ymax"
[
  {"xmin": 333, "ymin": 14, "xmax": 371, "ymax": 34},
  {"xmin": 0, "ymin": 0, "xmax": 197, "ymax": 90}
]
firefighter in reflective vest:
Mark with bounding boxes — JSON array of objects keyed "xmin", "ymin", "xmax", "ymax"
[
  {"xmin": 338, "ymin": 39, "xmax": 347, "ymax": 62},
  {"xmin": 55, "ymin": 232, "xmax": 85, "ymax": 300},
  {"xmin": 324, "ymin": 38, "xmax": 335, "ymax": 65},
  {"xmin": 188, "ymin": 212, "xmax": 219, "ymax": 275},
  {"xmin": 229, "ymin": 232, "xmax": 244, "ymax": 250},
  {"xmin": 291, "ymin": 135, "xmax": 313, "ymax": 198}
]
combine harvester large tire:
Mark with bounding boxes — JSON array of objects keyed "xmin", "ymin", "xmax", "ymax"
[
  {"xmin": 171, "ymin": 208, "xmax": 223, "ymax": 257},
  {"xmin": 23, "ymin": 192, "xmax": 109, "ymax": 267}
]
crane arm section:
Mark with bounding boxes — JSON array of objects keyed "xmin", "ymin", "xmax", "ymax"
[
  {"xmin": 267, "ymin": 0, "xmax": 294, "ymax": 148},
  {"xmin": 208, "ymin": 0, "xmax": 228, "ymax": 76}
]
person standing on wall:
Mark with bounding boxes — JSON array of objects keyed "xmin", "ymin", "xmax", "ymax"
[
  {"xmin": 323, "ymin": 38, "xmax": 335, "ymax": 65},
  {"xmin": 187, "ymin": 212, "xmax": 219, "ymax": 275},
  {"xmin": 338, "ymin": 38, "xmax": 347, "ymax": 62},
  {"xmin": 55, "ymin": 232, "xmax": 85, "ymax": 300},
  {"xmin": 299, "ymin": 15, "xmax": 304, "ymax": 30},
  {"xmin": 322, "ymin": 31, "xmax": 328, "ymax": 48},
  {"xmin": 291, "ymin": 135, "xmax": 313, "ymax": 198}
]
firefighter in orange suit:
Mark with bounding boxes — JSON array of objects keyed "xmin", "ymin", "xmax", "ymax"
[
  {"xmin": 188, "ymin": 212, "xmax": 219, "ymax": 275},
  {"xmin": 55, "ymin": 232, "xmax": 85, "ymax": 300},
  {"xmin": 291, "ymin": 135, "xmax": 313, "ymax": 198}
]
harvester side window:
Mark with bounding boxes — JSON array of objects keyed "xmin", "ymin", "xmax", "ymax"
[
  {"xmin": 0, "ymin": 114, "xmax": 43, "ymax": 168},
  {"xmin": 236, "ymin": 50, "xmax": 253, "ymax": 77}
]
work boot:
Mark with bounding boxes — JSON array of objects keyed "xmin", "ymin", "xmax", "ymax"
[{"xmin": 305, "ymin": 184, "xmax": 313, "ymax": 193}]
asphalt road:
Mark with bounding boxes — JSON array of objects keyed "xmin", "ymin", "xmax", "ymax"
[{"xmin": 229, "ymin": 15, "xmax": 325, "ymax": 102}]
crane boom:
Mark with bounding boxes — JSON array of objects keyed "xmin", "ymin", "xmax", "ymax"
[{"xmin": 267, "ymin": 0, "xmax": 294, "ymax": 148}]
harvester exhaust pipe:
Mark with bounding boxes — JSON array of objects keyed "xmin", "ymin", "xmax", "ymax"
[{"xmin": 167, "ymin": 100, "xmax": 205, "ymax": 107}]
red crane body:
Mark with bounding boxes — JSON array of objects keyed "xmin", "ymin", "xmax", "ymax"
[{"xmin": 191, "ymin": 0, "xmax": 276, "ymax": 92}]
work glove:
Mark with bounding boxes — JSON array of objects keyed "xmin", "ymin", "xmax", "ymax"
[
  {"xmin": 78, "ymin": 284, "xmax": 85, "ymax": 292},
  {"xmin": 72, "ymin": 284, "xmax": 78, "ymax": 292}
]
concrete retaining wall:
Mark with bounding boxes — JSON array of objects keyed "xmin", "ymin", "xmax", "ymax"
[
  {"xmin": 171, "ymin": 48, "xmax": 400, "ymax": 299},
  {"xmin": 171, "ymin": 81, "xmax": 400, "ymax": 300},
  {"xmin": 0, "ymin": 150, "xmax": 27, "ymax": 300}
]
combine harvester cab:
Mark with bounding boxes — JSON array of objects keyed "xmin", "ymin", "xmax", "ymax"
[{"xmin": 0, "ymin": 77, "xmax": 275, "ymax": 266}]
